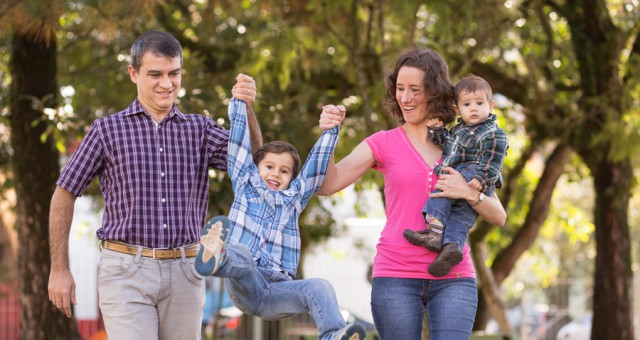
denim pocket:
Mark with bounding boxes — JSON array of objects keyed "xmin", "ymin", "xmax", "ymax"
[{"xmin": 180, "ymin": 259, "xmax": 205, "ymax": 286}]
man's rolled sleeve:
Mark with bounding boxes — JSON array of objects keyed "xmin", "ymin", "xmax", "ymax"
[{"xmin": 56, "ymin": 120, "xmax": 106, "ymax": 197}]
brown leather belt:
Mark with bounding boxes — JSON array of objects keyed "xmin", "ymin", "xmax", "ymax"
[{"xmin": 102, "ymin": 241, "xmax": 199, "ymax": 259}]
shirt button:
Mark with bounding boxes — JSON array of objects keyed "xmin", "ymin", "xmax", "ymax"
[
  {"xmin": 163, "ymin": 224, "xmax": 167, "ymax": 229},
  {"xmin": 161, "ymin": 172, "xmax": 165, "ymax": 177},
  {"xmin": 429, "ymin": 172, "xmax": 433, "ymax": 175},
  {"xmin": 162, "ymin": 198, "xmax": 166, "ymax": 203},
  {"xmin": 159, "ymin": 147, "xmax": 164, "ymax": 152}
]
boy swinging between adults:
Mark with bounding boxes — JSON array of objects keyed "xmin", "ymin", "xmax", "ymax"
[{"xmin": 195, "ymin": 98, "xmax": 365, "ymax": 340}]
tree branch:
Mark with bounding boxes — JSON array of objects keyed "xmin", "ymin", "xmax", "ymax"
[{"xmin": 491, "ymin": 143, "xmax": 573, "ymax": 283}]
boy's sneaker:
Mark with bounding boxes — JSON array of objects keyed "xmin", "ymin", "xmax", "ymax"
[
  {"xmin": 427, "ymin": 243, "xmax": 463, "ymax": 277},
  {"xmin": 334, "ymin": 323, "xmax": 365, "ymax": 340},
  {"xmin": 402, "ymin": 228, "xmax": 443, "ymax": 252},
  {"xmin": 194, "ymin": 215, "xmax": 231, "ymax": 276}
]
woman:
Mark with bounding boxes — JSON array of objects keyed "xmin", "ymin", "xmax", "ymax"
[{"xmin": 318, "ymin": 48, "xmax": 506, "ymax": 340}]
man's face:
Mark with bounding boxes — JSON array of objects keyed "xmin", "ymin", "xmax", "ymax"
[{"xmin": 128, "ymin": 52, "xmax": 181, "ymax": 117}]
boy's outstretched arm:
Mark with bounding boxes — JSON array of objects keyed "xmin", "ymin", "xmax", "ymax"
[
  {"xmin": 297, "ymin": 105, "xmax": 344, "ymax": 207},
  {"xmin": 227, "ymin": 98, "xmax": 254, "ymax": 186},
  {"xmin": 231, "ymin": 73, "xmax": 263, "ymax": 153}
]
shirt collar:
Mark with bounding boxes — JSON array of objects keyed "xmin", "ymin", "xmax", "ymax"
[{"xmin": 124, "ymin": 98, "xmax": 187, "ymax": 122}]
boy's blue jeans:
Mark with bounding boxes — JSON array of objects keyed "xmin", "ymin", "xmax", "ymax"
[
  {"xmin": 214, "ymin": 244, "xmax": 346, "ymax": 340},
  {"xmin": 422, "ymin": 163, "xmax": 495, "ymax": 250}
]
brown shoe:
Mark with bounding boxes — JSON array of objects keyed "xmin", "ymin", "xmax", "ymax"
[
  {"xmin": 402, "ymin": 228, "xmax": 443, "ymax": 252},
  {"xmin": 428, "ymin": 243, "xmax": 463, "ymax": 277}
]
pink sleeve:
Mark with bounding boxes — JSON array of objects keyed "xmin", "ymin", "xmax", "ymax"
[{"xmin": 365, "ymin": 130, "xmax": 387, "ymax": 170}]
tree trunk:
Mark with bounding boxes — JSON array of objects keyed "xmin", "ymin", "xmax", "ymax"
[
  {"xmin": 10, "ymin": 31, "xmax": 81, "ymax": 340},
  {"xmin": 563, "ymin": 1, "xmax": 634, "ymax": 337},
  {"xmin": 490, "ymin": 144, "xmax": 572, "ymax": 283},
  {"xmin": 589, "ymin": 159, "xmax": 634, "ymax": 340}
]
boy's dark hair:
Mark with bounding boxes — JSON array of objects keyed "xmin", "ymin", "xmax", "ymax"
[
  {"xmin": 253, "ymin": 141, "xmax": 301, "ymax": 179},
  {"xmin": 454, "ymin": 74, "xmax": 493, "ymax": 103},
  {"xmin": 130, "ymin": 31, "xmax": 183, "ymax": 71},
  {"xmin": 385, "ymin": 48, "xmax": 456, "ymax": 125}
]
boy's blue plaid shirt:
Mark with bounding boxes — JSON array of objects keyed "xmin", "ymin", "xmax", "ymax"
[
  {"xmin": 226, "ymin": 99, "xmax": 339, "ymax": 279},
  {"xmin": 431, "ymin": 113, "xmax": 508, "ymax": 189}
]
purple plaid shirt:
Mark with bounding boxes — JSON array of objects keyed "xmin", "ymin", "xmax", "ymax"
[{"xmin": 57, "ymin": 99, "xmax": 229, "ymax": 248}]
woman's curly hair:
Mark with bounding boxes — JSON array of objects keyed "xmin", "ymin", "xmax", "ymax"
[{"xmin": 385, "ymin": 48, "xmax": 456, "ymax": 125}]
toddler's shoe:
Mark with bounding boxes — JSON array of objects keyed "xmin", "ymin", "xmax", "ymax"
[
  {"xmin": 194, "ymin": 215, "xmax": 231, "ymax": 276},
  {"xmin": 334, "ymin": 323, "xmax": 365, "ymax": 340},
  {"xmin": 402, "ymin": 228, "xmax": 443, "ymax": 252},
  {"xmin": 427, "ymin": 243, "xmax": 463, "ymax": 277}
]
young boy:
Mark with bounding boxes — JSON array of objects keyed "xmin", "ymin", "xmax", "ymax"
[
  {"xmin": 403, "ymin": 74, "xmax": 509, "ymax": 277},
  {"xmin": 195, "ymin": 98, "xmax": 365, "ymax": 340}
]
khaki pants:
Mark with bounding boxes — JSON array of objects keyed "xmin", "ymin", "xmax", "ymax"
[{"xmin": 98, "ymin": 247, "xmax": 205, "ymax": 340}]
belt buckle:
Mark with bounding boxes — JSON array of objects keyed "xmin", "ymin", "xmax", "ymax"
[{"xmin": 153, "ymin": 248, "xmax": 179, "ymax": 259}]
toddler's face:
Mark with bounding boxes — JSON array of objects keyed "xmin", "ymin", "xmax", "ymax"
[
  {"xmin": 257, "ymin": 152, "xmax": 295, "ymax": 191},
  {"xmin": 456, "ymin": 90, "xmax": 494, "ymax": 125}
]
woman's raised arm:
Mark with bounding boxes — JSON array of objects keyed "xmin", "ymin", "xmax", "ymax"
[{"xmin": 318, "ymin": 140, "xmax": 377, "ymax": 196}]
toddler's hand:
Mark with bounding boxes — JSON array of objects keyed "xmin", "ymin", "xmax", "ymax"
[
  {"xmin": 426, "ymin": 118, "xmax": 444, "ymax": 128},
  {"xmin": 468, "ymin": 178, "xmax": 483, "ymax": 191}
]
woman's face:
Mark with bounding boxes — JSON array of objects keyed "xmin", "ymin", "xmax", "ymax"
[{"xmin": 395, "ymin": 66, "xmax": 428, "ymax": 125}]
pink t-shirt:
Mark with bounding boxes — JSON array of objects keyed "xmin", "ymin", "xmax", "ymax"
[{"xmin": 366, "ymin": 127, "xmax": 476, "ymax": 280}]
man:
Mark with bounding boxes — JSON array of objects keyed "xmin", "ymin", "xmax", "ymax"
[{"xmin": 47, "ymin": 30, "xmax": 261, "ymax": 339}]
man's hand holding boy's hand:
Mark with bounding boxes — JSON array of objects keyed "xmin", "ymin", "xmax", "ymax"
[{"xmin": 232, "ymin": 73, "xmax": 256, "ymax": 104}]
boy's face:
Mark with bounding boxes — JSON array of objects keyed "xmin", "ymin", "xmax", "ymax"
[
  {"xmin": 257, "ymin": 152, "xmax": 295, "ymax": 191},
  {"xmin": 455, "ymin": 90, "xmax": 495, "ymax": 125}
]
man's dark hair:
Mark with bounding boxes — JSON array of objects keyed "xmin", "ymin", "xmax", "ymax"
[
  {"xmin": 253, "ymin": 141, "xmax": 301, "ymax": 179},
  {"xmin": 130, "ymin": 31, "xmax": 183, "ymax": 70}
]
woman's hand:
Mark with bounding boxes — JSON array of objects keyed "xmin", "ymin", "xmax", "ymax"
[
  {"xmin": 429, "ymin": 167, "xmax": 476, "ymax": 201},
  {"xmin": 319, "ymin": 104, "xmax": 345, "ymax": 130},
  {"xmin": 431, "ymin": 166, "xmax": 507, "ymax": 226}
]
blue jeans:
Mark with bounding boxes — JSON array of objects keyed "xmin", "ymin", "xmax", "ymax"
[
  {"xmin": 422, "ymin": 163, "xmax": 495, "ymax": 250},
  {"xmin": 371, "ymin": 277, "xmax": 477, "ymax": 340},
  {"xmin": 215, "ymin": 244, "xmax": 346, "ymax": 340}
]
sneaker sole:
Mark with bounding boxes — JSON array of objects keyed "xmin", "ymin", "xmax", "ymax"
[
  {"xmin": 194, "ymin": 215, "xmax": 231, "ymax": 276},
  {"xmin": 339, "ymin": 324, "xmax": 366, "ymax": 340}
]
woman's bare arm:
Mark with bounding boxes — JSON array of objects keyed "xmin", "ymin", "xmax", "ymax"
[{"xmin": 318, "ymin": 140, "xmax": 376, "ymax": 196}]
